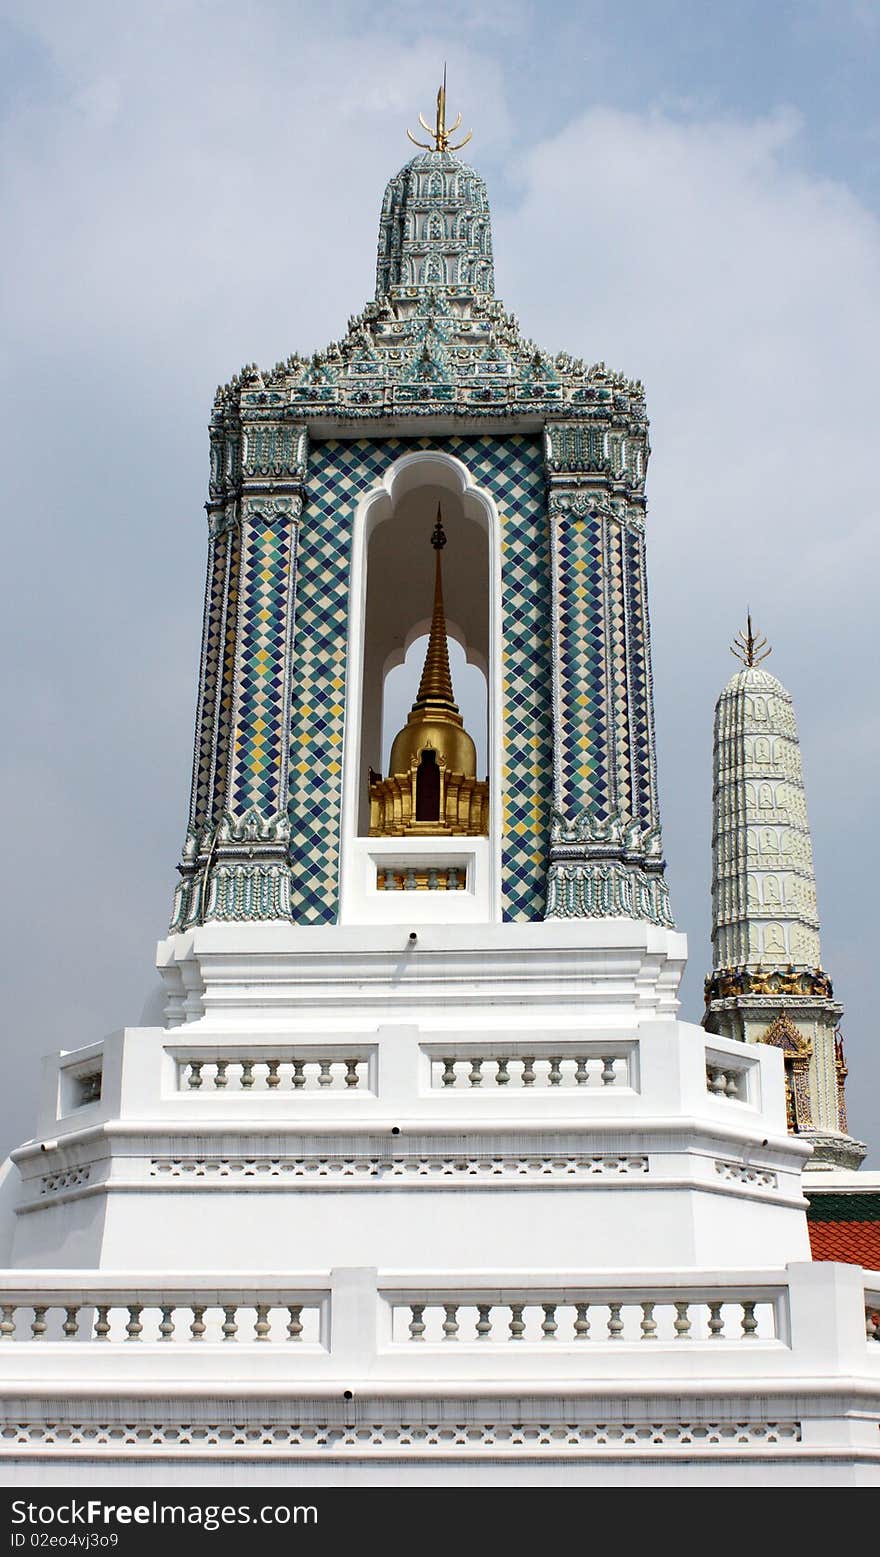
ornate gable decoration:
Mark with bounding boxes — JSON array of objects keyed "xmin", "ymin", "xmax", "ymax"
[
  {"xmin": 218, "ymin": 295, "xmax": 646, "ymax": 430},
  {"xmin": 757, "ymin": 1011, "xmax": 812, "ymax": 1058}
]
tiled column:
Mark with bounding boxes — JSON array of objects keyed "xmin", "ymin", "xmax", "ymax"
[
  {"xmin": 543, "ymin": 422, "xmax": 671, "ymax": 925},
  {"xmin": 171, "ymin": 419, "xmax": 307, "ymax": 928}
]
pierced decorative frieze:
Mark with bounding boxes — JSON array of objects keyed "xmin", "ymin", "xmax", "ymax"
[
  {"xmin": 714, "ymin": 1160, "xmax": 778, "ymax": 1190},
  {"xmin": 40, "ymin": 1166, "xmax": 92, "ymax": 1197},
  {"xmin": 0, "ymin": 1416, "xmax": 802, "ymax": 1453},
  {"xmin": 149, "ymin": 1154, "xmax": 650, "ymax": 1183}
]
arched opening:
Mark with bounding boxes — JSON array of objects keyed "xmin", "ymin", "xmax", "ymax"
[
  {"xmin": 356, "ymin": 475, "xmax": 490, "ymax": 835},
  {"xmin": 338, "ymin": 450, "xmax": 500, "ymax": 923}
]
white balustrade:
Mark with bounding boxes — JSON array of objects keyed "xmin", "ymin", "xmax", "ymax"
[
  {"xmin": 0, "ymin": 1289, "xmax": 324, "ymax": 1345},
  {"xmin": 429, "ymin": 1044, "xmax": 634, "ymax": 1091},
  {"xmin": 177, "ymin": 1056, "xmax": 370, "ymax": 1093},
  {"xmin": 390, "ymin": 1291, "xmax": 777, "ymax": 1344}
]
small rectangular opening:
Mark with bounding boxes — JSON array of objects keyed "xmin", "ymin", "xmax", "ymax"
[{"xmin": 72, "ymin": 1069, "xmax": 102, "ymax": 1108}]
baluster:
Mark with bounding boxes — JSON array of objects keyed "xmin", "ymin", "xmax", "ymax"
[
  {"xmin": 221, "ymin": 1306, "xmax": 238, "ymax": 1342},
  {"xmin": 31, "ymin": 1306, "xmax": 48, "ymax": 1340},
  {"xmin": 607, "ymin": 1303, "xmax": 624, "ymax": 1340},
  {"xmin": 0, "ymin": 1305, "xmax": 16, "ymax": 1340},
  {"xmin": 254, "ymin": 1304, "xmax": 271, "ymax": 1342},
  {"xmin": 601, "ymin": 1056, "xmax": 617, "ymax": 1087},
  {"xmin": 707, "ymin": 1066, "xmax": 726, "ymax": 1095},
  {"xmin": 447, "ymin": 868, "xmax": 459, "ymax": 889},
  {"xmin": 740, "ymin": 1301, "xmax": 758, "ymax": 1339},
  {"xmin": 476, "ymin": 1305, "xmax": 492, "ymax": 1341},
  {"xmin": 125, "ymin": 1305, "xmax": 143, "ymax": 1341},
  {"xmin": 495, "ymin": 1058, "xmax": 510, "ymax": 1086},
  {"xmin": 441, "ymin": 1058, "xmax": 457, "ymax": 1087},
  {"xmin": 468, "ymin": 1058, "xmax": 483, "ymax": 1088},
  {"xmin": 541, "ymin": 1304, "xmax": 558, "ymax": 1340},
  {"xmin": 708, "ymin": 1302, "xmax": 725, "ymax": 1339},
  {"xmin": 427, "ymin": 869, "xmax": 438, "ymax": 890},
  {"xmin": 94, "ymin": 1305, "xmax": 111, "ymax": 1342},
  {"xmin": 292, "ymin": 1060, "xmax": 306, "ymax": 1089},
  {"xmin": 187, "ymin": 1061, "xmax": 203, "ymax": 1090},
  {"xmin": 548, "ymin": 1056, "xmax": 562, "ymax": 1087},
  {"xmin": 159, "ymin": 1306, "xmax": 175, "ymax": 1341},
  {"xmin": 674, "ymin": 1301, "xmax": 692, "ymax": 1340},
  {"xmin": 214, "ymin": 1060, "xmax": 228, "ymax": 1090},
  {"xmin": 344, "ymin": 1060, "xmax": 360, "ymax": 1089},
  {"xmin": 240, "ymin": 1060, "xmax": 254, "ymax": 1089},
  {"xmin": 521, "ymin": 1056, "xmax": 536, "ymax": 1088},
  {"xmin": 318, "ymin": 1061, "xmax": 333, "ymax": 1088},
  {"xmin": 574, "ymin": 1303, "xmax": 590, "ymax": 1340},
  {"xmin": 286, "ymin": 1306, "xmax": 303, "ymax": 1342},
  {"xmin": 725, "ymin": 1072, "xmax": 741, "ymax": 1099},
  {"xmin": 190, "ymin": 1305, "xmax": 206, "ymax": 1342},
  {"xmin": 508, "ymin": 1304, "xmax": 525, "ymax": 1341},
  {"xmin": 574, "ymin": 1055, "xmax": 589, "ymax": 1087},
  {"xmin": 266, "ymin": 1060, "xmax": 281, "ymax": 1090},
  {"xmin": 865, "ymin": 1308, "xmax": 879, "ymax": 1342},
  {"xmin": 640, "ymin": 1301, "xmax": 657, "ymax": 1340},
  {"xmin": 442, "ymin": 1304, "xmax": 459, "ymax": 1341},
  {"xmin": 408, "ymin": 1304, "xmax": 425, "ymax": 1342},
  {"xmin": 404, "ymin": 868, "xmax": 417, "ymax": 890}
]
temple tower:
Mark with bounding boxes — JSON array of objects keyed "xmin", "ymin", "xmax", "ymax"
[
  {"xmin": 703, "ymin": 619, "xmax": 865, "ymax": 1169},
  {"xmin": 170, "ymin": 91, "xmax": 670, "ymax": 936}
]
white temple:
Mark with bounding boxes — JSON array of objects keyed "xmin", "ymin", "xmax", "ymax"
[{"xmin": 0, "ymin": 91, "xmax": 877, "ymax": 1486}]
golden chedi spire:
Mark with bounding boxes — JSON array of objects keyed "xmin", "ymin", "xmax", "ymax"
[
  {"xmin": 411, "ymin": 511, "xmax": 459, "ymax": 714},
  {"xmin": 369, "ymin": 508, "xmax": 488, "ymax": 838}
]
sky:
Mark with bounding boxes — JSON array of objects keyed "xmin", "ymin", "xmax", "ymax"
[{"xmin": 1, "ymin": 0, "xmax": 878, "ymax": 1165}]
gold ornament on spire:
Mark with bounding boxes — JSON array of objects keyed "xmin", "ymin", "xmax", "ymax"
[
  {"xmin": 407, "ymin": 66, "xmax": 473, "ymax": 153},
  {"xmin": 368, "ymin": 506, "xmax": 488, "ymax": 839},
  {"xmin": 730, "ymin": 612, "xmax": 772, "ymax": 668}
]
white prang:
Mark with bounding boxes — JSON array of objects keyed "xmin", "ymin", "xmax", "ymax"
[{"xmin": 711, "ymin": 665, "xmax": 820, "ymax": 971}]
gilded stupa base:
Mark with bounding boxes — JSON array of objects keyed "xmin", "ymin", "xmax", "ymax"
[{"xmin": 369, "ymin": 762, "xmax": 488, "ymax": 837}]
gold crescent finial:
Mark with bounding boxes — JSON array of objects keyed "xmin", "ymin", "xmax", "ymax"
[
  {"xmin": 730, "ymin": 611, "xmax": 772, "ymax": 668},
  {"xmin": 406, "ymin": 65, "xmax": 473, "ymax": 152}
]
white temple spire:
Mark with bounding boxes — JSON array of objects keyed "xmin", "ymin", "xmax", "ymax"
[{"xmin": 703, "ymin": 635, "xmax": 864, "ymax": 1168}]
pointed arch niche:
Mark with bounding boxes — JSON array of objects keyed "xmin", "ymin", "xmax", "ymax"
[{"xmin": 338, "ymin": 450, "xmax": 501, "ymax": 924}]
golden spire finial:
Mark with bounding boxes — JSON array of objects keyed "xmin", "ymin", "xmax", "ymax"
[
  {"xmin": 730, "ymin": 611, "xmax": 772, "ymax": 668},
  {"xmin": 413, "ymin": 505, "xmax": 458, "ymax": 711},
  {"xmin": 407, "ymin": 65, "xmax": 473, "ymax": 153}
]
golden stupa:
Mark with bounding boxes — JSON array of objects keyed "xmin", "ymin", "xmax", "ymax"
[{"xmin": 369, "ymin": 510, "xmax": 489, "ymax": 837}]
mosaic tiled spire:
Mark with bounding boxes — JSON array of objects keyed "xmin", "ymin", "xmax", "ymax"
[
  {"xmin": 703, "ymin": 648, "xmax": 864, "ymax": 1168},
  {"xmin": 171, "ymin": 118, "xmax": 671, "ymax": 930},
  {"xmin": 376, "ymin": 150, "xmax": 494, "ymax": 298}
]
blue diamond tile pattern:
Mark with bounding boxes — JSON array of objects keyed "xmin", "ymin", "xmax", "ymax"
[
  {"xmin": 229, "ymin": 520, "xmax": 296, "ymax": 816},
  {"xmin": 191, "ymin": 529, "xmax": 230, "ymax": 829},
  {"xmin": 624, "ymin": 526, "xmax": 656, "ymax": 826},
  {"xmin": 555, "ymin": 510, "xmax": 611, "ymax": 821},
  {"xmin": 289, "ymin": 434, "xmax": 552, "ymax": 924}
]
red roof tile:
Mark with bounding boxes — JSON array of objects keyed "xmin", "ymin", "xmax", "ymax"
[{"xmin": 808, "ymin": 1220, "xmax": 880, "ymax": 1267}]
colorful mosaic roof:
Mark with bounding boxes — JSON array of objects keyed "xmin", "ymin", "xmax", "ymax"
[{"xmin": 211, "ymin": 149, "xmax": 647, "ymax": 429}]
